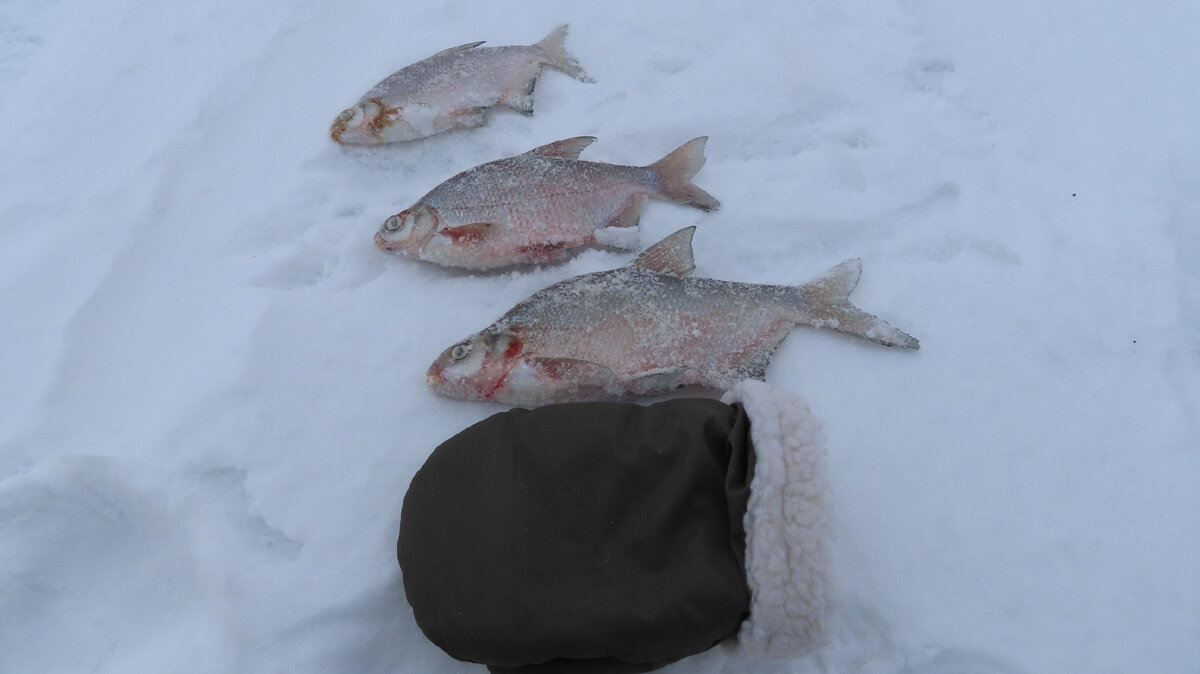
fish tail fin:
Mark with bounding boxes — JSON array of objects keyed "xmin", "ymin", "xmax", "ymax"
[
  {"xmin": 535, "ymin": 25, "xmax": 594, "ymax": 82},
  {"xmin": 648, "ymin": 137, "xmax": 721, "ymax": 212},
  {"xmin": 796, "ymin": 259, "xmax": 920, "ymax": 349}
]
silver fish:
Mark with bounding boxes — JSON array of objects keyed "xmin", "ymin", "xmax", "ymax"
[
  {"xmin": 375, "ymin": 136, "xmax": 719, "ymax": 269},
  {"xmin": 427, "ymin": 227, "xmax": 920, "ymax": 405},
  {"xmin": 331, "ymin": 25, "xmax": 591, "ymax": 145}
]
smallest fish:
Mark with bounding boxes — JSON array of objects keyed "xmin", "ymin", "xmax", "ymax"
[{"xmin": 331, "ymin": 25, "xmax": 591, "ymax": 145}]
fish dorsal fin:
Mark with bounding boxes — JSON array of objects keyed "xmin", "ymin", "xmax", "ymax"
[
  {"xmin": 629, "ymin": 226, "xmax": 696, "ymax": 276},
  {"xmin": 524, "ymin": 136, "xmax": 597, "ymax": 160},
  {"xmin": 432, "ymin": 41, "xmax": 486, "ymax": 58}
]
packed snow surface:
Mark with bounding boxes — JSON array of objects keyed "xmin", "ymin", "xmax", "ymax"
[{"xmin": 1, "ymin": 2, "xmax": 1198, "ymax": 673}]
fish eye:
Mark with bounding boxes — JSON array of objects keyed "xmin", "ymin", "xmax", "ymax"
[
  {"xmin": 337, "ymin": 108, "xmax": 355, "ymax": 123},
  {"xmin": 450, "ymin": 344, "xmax": 471, "ymax": 361},
  {"xmin": 384, "ymin": 215, "xmax": 402, "ymax": 232}
]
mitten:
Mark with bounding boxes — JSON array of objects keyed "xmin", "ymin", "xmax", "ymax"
[{"xmin": 398, "ymin": 381, "xmax": 831, "ymax": 672}]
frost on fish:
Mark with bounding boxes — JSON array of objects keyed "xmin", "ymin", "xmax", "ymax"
[
  {"xmin": 593, "ymin": 226, "xmax": 641, "ymax": 250},
  {"xmin": 426, "ymin": 227, "xmax": 920, "ymax": 406},
  {"xmin": 330, "ymin": 25, "xmax": 592, "ymax": 145},
  {"xmin": 375, "ymin": 137, "xmax": 720, "ymax": 269}
]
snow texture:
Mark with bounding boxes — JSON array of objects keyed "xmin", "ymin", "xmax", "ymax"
[{"xmin": 1, "ymin": 1, "xmax": 1198, "ymax": 673}]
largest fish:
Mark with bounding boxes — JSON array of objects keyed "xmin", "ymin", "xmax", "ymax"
[
  {"xmin": 331, "ymin": 25, "xmax": 591, "ymax": 145},
  {"xmin": 427, "ymin": 228, "xmax": 920, "ymax": 406}
]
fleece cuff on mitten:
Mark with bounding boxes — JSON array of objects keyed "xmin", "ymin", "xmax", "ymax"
[{"xmin": 723, "ymin": 380, "xmax": 833, "ymax": 659}]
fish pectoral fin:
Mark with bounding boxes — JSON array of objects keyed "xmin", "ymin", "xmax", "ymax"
[
  {"xmin": 526, "ymin": 357, "xmax": 616, "ymax": 385},
  {"xmin": 431, "ymin": 41, "xmax": 486, "ymax": 57},
  {"xmin": 524, "ymin": 136, "xmax": 597, "ymax": 159},
  {"xmin": 604, "ymin": 194, "xmax": 647, "ymax": 229},
  {"xmin": 448, "ymin": 107, "xmax": 490, "ymax": 130},
  {"xmin": 438, "ymin": 222, "xmax": 495, "ymax": 244},
  {"xmin": 501, "ymin": 69, "xmax": 541, "ymax": 116},
  {"xmin": 516, "ymin": 240, "xmax": 578, "ymax": 263},
  {"xmin": 629, "ymin": 226, "xmax": 696, "ymax": 276},
  {"xmin": 625, "ymin": 366, "xmax": 688, "ymax": 396}
]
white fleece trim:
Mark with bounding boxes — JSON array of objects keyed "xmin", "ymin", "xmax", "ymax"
[{"xmin": 722, "ymin": 380, "xmax": 832, "ymax": 659}]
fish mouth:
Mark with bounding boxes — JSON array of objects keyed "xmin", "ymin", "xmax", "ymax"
[
  {"xmin": 329, "ymin": 115, "xmax": 361, "ymax": 144},
  {"xmin": 426, "ymin": 368, "xmax": 468, "ymax": 400},
  {"xmin": 375, "ymin": 232, "xmax": 409, "ymax": 255},
  {"xmin": 330, "ymin": 121, "xmax": 380, "ymax": 146},
  {"xmin": 425, "ymin": 367, "xmax": 494, "ymax": 402},
  {"xmin": 425, "ymin": 368, "xmax": 443, "ymax": 387}
]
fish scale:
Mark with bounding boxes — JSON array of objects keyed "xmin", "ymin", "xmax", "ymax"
[
  {"xmin": 503, "ymin": 272, "xmax": 799, "ymax": 385},
  {"xmin": 428, "ymin": 157, "xmax": 646, "ymax": 234}
]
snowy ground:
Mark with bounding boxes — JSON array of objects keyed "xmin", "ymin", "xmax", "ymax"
[{"xmin": 2, "ymin": 1, "xmax": 1198, "ymax": 672}]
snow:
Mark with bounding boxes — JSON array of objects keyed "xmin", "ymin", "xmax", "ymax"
[{"xmin": 1, "ymin": 1, "xmax": 1197, "ymax": 672}]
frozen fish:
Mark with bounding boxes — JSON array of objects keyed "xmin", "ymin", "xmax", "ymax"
[
  {"xmin": 375, "ymin": 136, "xmax": 719, "ymax": 268},
  {"xmin": 331, "ymin": 25, "xmax": 591, "ymax": 145},
  {"xmin": 427, "ymin": 227, "xmax": 920, "ymax": 405}
]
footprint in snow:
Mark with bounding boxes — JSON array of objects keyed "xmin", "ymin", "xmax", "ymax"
[{"xmin": 249, "ymin": 243, "xmax": 338, "ymax": 290}]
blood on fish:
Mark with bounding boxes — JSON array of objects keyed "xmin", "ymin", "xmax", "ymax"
[
  {"xmin": 483, "ymin": 350, "xmax": 522, "ymax": 400},
  {"xmin": 503, "ymin": 336, "xmax": 524, "ymax": 360},
  {"xmin": 366, "ymin": 102, "xmax": 398, "ymax": 133}
]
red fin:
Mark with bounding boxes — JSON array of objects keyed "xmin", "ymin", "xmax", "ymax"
[
  {"xmin": 648, "ymin": 137, "xmax": 720, "ymax": 211},
  {"xmin": 527, "ymin": 357, "xmax": 615, "ymax": 384},
  {"xmin": 629, "ymin": 227, "xmax": 696, "ymax": 276},
  {"xmin": 517, "ymin": 241, "xmax": 573, "ymax": 262},
  {"xmin": 439, "ymin": 222, "xmax": 493, "ymax": 243},
  {"xmin": 524, "ymin": 136, "xmax": 596, "ymax": 159}
]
